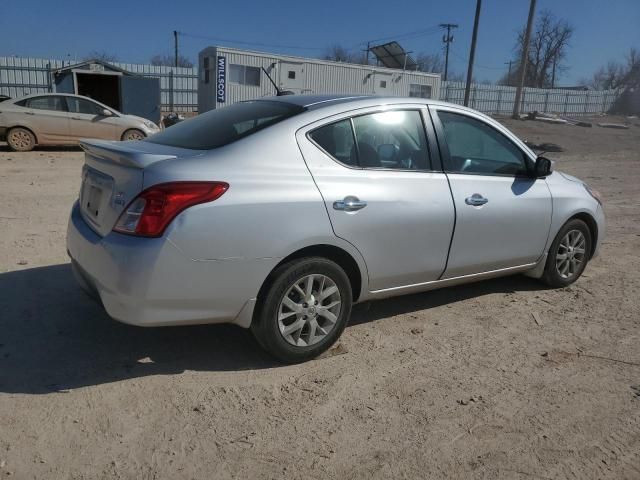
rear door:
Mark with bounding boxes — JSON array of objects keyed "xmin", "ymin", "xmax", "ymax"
[
  {"xmin": 66, "ymin": 97, "xmax": 118, "ymax": 140},
  {"xmin": 297, "ymin": 106, "xmax": 455, "ymax": 292},
  {"xmin": 23, "ymin": 95, "xmax": 70, "ymax": 143},
  {"xmin": 431, "ymin": 106, "xmax": 552, "ymax": 278}
]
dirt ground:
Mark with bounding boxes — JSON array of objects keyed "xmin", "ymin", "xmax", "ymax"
[{"xmin": 1, "ymin": 117, "xmax": 639, "ymax": 479}]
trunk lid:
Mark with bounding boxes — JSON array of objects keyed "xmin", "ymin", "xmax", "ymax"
[{"xmin": 78, "ymin": 139, "xmax": 195, "ymax": 237}]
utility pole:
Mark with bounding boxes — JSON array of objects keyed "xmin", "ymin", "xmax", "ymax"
[
  {"xmin": 512, "ymin": 0, "xmax": 536, "ymax": 118},
  {"xmin": 505, "ymin": 60, "xmax": 512, "ymax": 85},
  {"xmin": 439, "ymin": 23, "xmax": 458, "ymax": 81},
  {"xmin": 363, "ymin": 41, "xmax": 370, "ymax": 65},
  {"xmin": 173, "ymin": 30, "xmax": 179, "ymax": 68},
  {"xmin": 463, "ymin": 0, "xmax": 482, "ymax": 106}
]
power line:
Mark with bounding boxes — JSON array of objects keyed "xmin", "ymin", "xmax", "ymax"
[{"xmin": 178, "ymin": 32, "xmax": 326, "ymax": 51}]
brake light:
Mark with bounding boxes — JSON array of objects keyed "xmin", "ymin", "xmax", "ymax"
[{"xmin": 114, "ymin": 181, "xmax": 229, "ymax": 237}]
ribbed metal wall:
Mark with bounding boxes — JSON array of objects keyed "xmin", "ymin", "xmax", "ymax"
[{"xmin": 0, "ymin": 56, "xmax": 198, "ymax": 111}]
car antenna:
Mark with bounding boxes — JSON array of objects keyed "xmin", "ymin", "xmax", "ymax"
[{"xmin": 261, "ymin": 67, "xmax": 294, "ymax": 96}]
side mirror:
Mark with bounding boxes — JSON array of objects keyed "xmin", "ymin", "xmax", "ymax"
[
  {"xmin": 101, "ymin": 109, "xmax": 113, "ymax": 116},
  {"xmin": 534, "ymin": 156, "xmax": 552, "ymax": 177}
]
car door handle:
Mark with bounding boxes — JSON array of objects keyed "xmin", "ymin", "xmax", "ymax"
[
  {"xmin": 333, "ymin": 196, "xmax": 367, "ymax": 212},
  {"xmin": 465, "ymin": 193, "xmax": 488, "ymax": 206}
]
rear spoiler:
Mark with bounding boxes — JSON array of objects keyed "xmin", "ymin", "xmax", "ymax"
[{"xmin": 80, "ymin": 139, "xmax": 177, "ymax": 169}]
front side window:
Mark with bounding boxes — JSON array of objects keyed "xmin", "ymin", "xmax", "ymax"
[
  {"xmin": 229, "ymin": 64, "xmax": 261, "ymax": 86},
  {"xmin": 146, "ymin": 100, "xmax": 304, "ymax": 150},
  {"xmin": 309, "ymin": 110, "xmax": 430, "ymax": 171},
  {"xmin": 66, "ymin": 97, "xmax": 104, "ymax": 115},
  {"xmin": 437, "ymin": 111, "xmax": 529, "ymax": 176},
  {"xmin": 25, "ymin": 96, "xmax": 66, "ymax": 112}
]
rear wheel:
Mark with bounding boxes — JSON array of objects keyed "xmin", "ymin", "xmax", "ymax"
[
  {"xmin": 251, "ymin": 257, "xmax": 352, "ymax": 363},
  {"xmin": 7, "ymin": 127, "xmax": 36, "ymax": 152},
  {"xmin": 121, "ymin": 129, "xmax": 145, "ymax": 141},
  {"xmin": 541, "ymin": 219, "xmax": 592, "ymax": 287}
]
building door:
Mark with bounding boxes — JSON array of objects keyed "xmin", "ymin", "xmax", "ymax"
[
  {"xmin": 119, "ymin": 76, "xmax": 161, "ymax": 123},
  {"xmin": 374, "ymin": 72, "xmax": 393, "ymax": 95},
  {"xmin": 279, "ymin": 62, "xmax": 305, "ymax": 93}
]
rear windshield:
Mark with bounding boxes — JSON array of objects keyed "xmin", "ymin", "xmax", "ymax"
[{"xmin": 146, "ymin": 100, "xmax": 305, "ymax": 150}]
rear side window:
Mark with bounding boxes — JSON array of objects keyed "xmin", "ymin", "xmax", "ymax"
[
  {"xmin": 309, "ymin": 110, "xmax": 431, "ymax": 170},
  {"xmin": 146, "ymin": 100, "xmax": 304, "ymax": 150},
  {"xmin": 66, "ymin": 97, "xmax": 104, "ymax": 115},
  {"xmin": 24, "ymin": 96, "xmax": 66, "ymax": 112},
  {"xmin": 309, "ymin": 119, "xmax": 356, "ymax": 166}
]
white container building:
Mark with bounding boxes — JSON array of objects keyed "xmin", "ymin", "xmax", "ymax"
[{"xmin": 198, "ymin": 46, "xmax": 441, "ymax": 112}]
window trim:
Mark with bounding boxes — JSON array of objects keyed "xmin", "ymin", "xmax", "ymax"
[
  {"xmin": 306, "ymin": 107, "xmax": 438, "ymax": 173},
  {"xmin": 430, "ymin": 106, "xmax": 536, "ymax": 178}
]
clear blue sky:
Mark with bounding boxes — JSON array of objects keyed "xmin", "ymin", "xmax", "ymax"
[{"xmin": 2, "ymin": 0, "xmax": 639, "ymax": 84}]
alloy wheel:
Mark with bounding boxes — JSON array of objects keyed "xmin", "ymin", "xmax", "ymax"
[
  {"xmin": 277, "ymin": 274, "xmax": 342, "ymax": 347},
  {"xmin": 555, "ymin": 229, "xmax": 587, "ymax": 279}
]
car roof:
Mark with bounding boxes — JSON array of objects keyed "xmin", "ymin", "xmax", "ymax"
[{"xmin": 261, "ymin": 93, "xmax": 471, "ymax": 113}]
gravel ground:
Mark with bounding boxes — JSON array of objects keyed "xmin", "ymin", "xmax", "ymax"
[{"xmin": 0, "ymin": 117, "xmax": 639, "ymax": 479}]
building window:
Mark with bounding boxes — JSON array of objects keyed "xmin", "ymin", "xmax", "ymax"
[
  {"xmin": 379, "ymin": 80, "xmax": 387, "ymax": 88},
  {"xmin": 229, "ymin": 64, "xmax": 261, "ymax": 86},
  {"xmin": 288, "ymin": 70, "xmax": 296, "ymax": 80},
  {"xmin": 409, "ymin": 84, "xmax": 432, "ymax": 99}
]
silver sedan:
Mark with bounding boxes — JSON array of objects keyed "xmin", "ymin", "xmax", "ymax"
[{"xmin": 66, "ymin": 95, "xmax": 605, "ymax": 363}]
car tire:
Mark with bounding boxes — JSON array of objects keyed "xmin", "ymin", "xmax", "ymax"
[
  {"xmin": 121, "ymin": 129, "xmax": 145, "ymax": 141},
  {"xmin": 541, "ymin": 218, "xmax": 592, "ymax": 288},
  {"xmin": 251, "ymin": 257, "xmax": 352, "ymax": 363},
  {"xmin": 7, "ymin": 127, "xmax": 36, "ymax": 152}
]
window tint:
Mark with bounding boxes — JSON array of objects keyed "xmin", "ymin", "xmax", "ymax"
[
  {"xmin": 352, "ymin": 110, "xmax": 430, "ymax": 170},
  {"xmin": 438, "ymin": 111, "xmax": 529, "ymax": 176},
  {"xmin": 309, "ymin": 119, "xmax": 356, "ymax": 167},
  {"xmin": 409, "ymin": 84, "xmax": 432, "ymax": 99},
  {"xmin": 310, "ymin": 110, "xmax": 430, "ymax": 170},
  {"xmin": 146, "ymin": 100, "xmax": 304, "ymax": 150},
  {"xmin": 229, "ymin": 64, "xmax": 261, "ymax": 86},
  {"xmin": 25, "ymin": 96, "xmax": 66, "ymax": 112},
  {"xmin": 66, "ymin": 97, "xmax": 104, "ymax": 115}
]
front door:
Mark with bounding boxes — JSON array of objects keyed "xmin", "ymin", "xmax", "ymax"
[
  {"xmin": 297, "ymin": 107, "xmax": 455, "ymax": 291},
  {"xmin": 431, "ymin": 106, "xmax": 552, "ymax": 278},
  {"xmin": 65, "ymin": 97, "xmax": 118, "ymax": 140},
  {"xmin": 279, "ymin": 61, "xmax": 305, "ymax": 94}
]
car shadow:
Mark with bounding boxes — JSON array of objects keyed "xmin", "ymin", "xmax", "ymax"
[
  {"xmin": 0, "ymin": 263, "xmax": 548, "ymax": 394},
  {"xmin": 0, "ymin": 142, "xmax": 82, "ymax": 152}
]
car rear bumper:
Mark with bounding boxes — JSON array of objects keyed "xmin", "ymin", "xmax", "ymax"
[{"xmin": 66, "ymin": 201, "xmax": 268, "ymax": 328}]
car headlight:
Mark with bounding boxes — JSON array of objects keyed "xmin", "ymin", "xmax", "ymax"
[
  {"xmin": 143, "ymin": 120, "xmax": 158, "ymax": 130},
  {"xmin": 583, "ymin": 183, "xmax": 603, "ymax": 206}
]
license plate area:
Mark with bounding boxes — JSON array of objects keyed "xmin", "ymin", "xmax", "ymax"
[{"xmin": 80, "ymin": 167, "xmax": 114, "ymax": 224}]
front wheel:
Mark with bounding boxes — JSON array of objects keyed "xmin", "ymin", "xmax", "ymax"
[
  {"xmin": 121, "ymin": 129, "xmax": 145, "ymax": 141},
  {"xmin": 251, "ymin": 257, "xmax": 352, "ymax": 363},
  {"xmin": 541, "ymin": 219, "xmax": 592, "ymax": 287}
]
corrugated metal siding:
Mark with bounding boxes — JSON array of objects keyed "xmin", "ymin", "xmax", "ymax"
[
  {"xmin": 441, "ymin": 81, "xmax": 618, "ymax": 116},
  {"xmin": 0, "ymin": 56, "xmax": 198, "ymax": 112}
]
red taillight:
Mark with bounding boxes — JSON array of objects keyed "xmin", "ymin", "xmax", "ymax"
[{"xmin": 114, "ymin": 181, "xmax": 229, "ymax": 237}]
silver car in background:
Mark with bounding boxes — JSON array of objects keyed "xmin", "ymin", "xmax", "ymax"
[
  {"xmin": 66, "ymin": 95, "xmax": 604, "ymax": 363},
  {"xmin": 0, "ymin": 93, "xmax": 159, "ymax": 151}
]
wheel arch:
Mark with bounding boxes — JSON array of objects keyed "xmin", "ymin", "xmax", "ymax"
[
  {"xmin": 256, "ymin": 244, "xmax": 365, "ymax": 304},
  {"xmin": 8, "ymin": 125, "xmax": 38, "ymax": 144}
]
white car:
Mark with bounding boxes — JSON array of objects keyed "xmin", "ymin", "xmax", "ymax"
[{"xmin": 0, "ymin": 93, "xmax": 159, "ymax": 151}]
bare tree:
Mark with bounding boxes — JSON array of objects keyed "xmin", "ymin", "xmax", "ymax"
[
  {"xmin": 321, "ymin": 44, "xmax": 363, "ymax": 64},
  {"xmin": 415, "ymin": 52, "xmax": 444, "ymax": 73},
  {"xmin": 83, "ymin": 51, "xmax": 119, "ymax": 63},
  {"xmin": 509, "ymin": 10, "xmax": 573, "ymax": 88},
  {"xmin": 150, "ymin": 54, "xmax": 194, "ymax": 68},
  {"xmin": 590, "ymin": 48, "xmax": 639, "ymax": 90}
]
